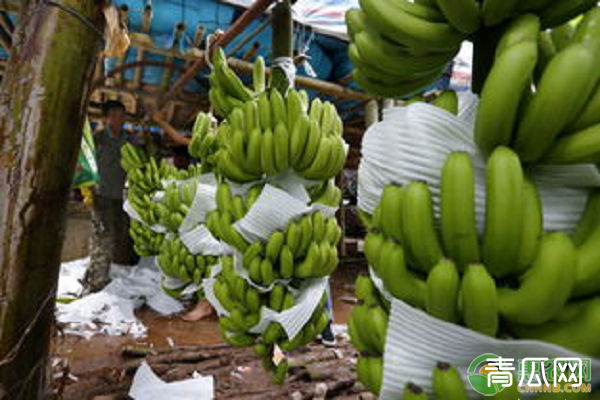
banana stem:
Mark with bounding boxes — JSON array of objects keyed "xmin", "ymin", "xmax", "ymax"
[
  {"xmin": 271, "ymin": 0, "xmax": 294, "ymax": 93},
  {"xmin": 471, "ymin": 25, "xmax": 504, "ymax": 94}
]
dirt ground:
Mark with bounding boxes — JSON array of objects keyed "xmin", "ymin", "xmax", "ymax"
[{"xmin": 51, "ymin": 262, "xmax": 366, "ymax": 399}]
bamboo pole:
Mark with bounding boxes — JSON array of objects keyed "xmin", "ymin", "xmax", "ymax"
[{"xmin": 0, "ymin": 1, "xmax": 104, "ymax": 398}]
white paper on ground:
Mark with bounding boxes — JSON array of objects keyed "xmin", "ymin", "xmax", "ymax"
[
  {"xmin": 56, "ymin": 257, "xmax": 184, "ymax": 339},
  {"xmin": 358, "ymin": 100, "xmax": 596, "ymax": 233},
  {"xmin": 129, "ymin": 361, "xmax": 214, "ymax": 400},
  {"xmin": 379, "ymin": 298, "xmax": 600, "ymax": 400},
  {"xmin": 203, "ymin": 259, "xmax": 328, "ymax": 341}
]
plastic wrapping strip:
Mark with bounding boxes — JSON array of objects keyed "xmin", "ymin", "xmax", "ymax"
[
  {"xmin": 357, "ymin": 103, "xmax": 592, "ymax": 233},
  {"xmin": 531, "ymin": 164, "xmax": 600, "ymax": 188},
  {"xmin": 179, "ymin": 224, "xmax": 228, "ymax": 256},
  {"xmin": 380, "ymin": 298, "xmax": 600, "ymax": 400},
  {"xmin": 179, "ymin": 183, "xmax": 218, "ymax": 234},
  {"xmin": 124, "ymin": 199, "xmax": 144, "ymax": 223},
  {"xmin": 233, "ymin": 184, "xmax": 312, "ymax": 243},
  {"xmin": 272, "ymin": 57, "xmax": 297, "ymax": 93}
]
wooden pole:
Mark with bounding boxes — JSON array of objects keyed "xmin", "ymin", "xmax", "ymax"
[
  {"xmin": 270, "ymin": 0, "xmax": 293, "ymax": 94},
  {"xmin": 0, "ymin": 1, "xmax": 104, "ymax": 398}
]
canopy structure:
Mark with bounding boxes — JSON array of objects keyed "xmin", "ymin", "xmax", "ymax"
[{"xmin": 0, "ymin": 0, "xmax": 455, "ymax": 165}]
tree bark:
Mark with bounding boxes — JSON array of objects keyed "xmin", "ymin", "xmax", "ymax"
[{"xmin": 0, "ymin": 1, "xmax": 104, "ymax": 398}]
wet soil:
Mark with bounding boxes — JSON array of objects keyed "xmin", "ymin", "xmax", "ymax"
[{"xmin": 51, "ymin": 262, "xmax": 367, "ymax": 399}]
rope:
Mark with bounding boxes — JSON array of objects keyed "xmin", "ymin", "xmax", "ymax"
[{"xmin": 45, "ymin": 0, "xmax": 104, "ymax": 38}]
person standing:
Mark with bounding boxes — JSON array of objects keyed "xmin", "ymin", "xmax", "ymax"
[{"xmin": 83, "ymin": 101, "xmax": 139, "ymax": 292}]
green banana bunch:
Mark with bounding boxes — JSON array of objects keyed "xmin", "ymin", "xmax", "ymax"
[
  {"xmin": 129, "ymin": 219, "xmax": 165, "ymax": 257},
  {"xmin": 345, "ymin": 5, "xmax": 460, "ymax": 98},
  {"xmin": 499, "ymin": 232, "xmax": 576, "ymax": 325},
  {"xmin": 157, "ymin": 236, "xmax": 217, "ymax": 284},
  {"xmin": 188, "ymin": 112, "xmax": 213, "ymax": 160},
  {"xmin": 121, "ymin": 142, "xmax": 149, "ymax": 172},
  {"xmin": 349, "ymin": 303, "xmax": 388, "ymax": 356},
  {"xmin": 157, "ymin": 181, "xmax": 197, "ymax": 232},
  {"xmin": 126, "ymin": 154, "xmax": 162, "ymax": 194},
  {"xmin": 127, "ymin": 187, "xmax": 160, "ymax": 226},
  {"xmin": 309, "ymin": 180, "xmax": 343, "ymax": 207}
]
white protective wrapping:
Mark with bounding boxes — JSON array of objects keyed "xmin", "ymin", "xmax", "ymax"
[
  {"xmin": 358, "ymin": 98, "xmax": 597, "ymax": 233},
  {"xmin": 367, "ymin": 267, "xmax": 600, "ymax": 399}
]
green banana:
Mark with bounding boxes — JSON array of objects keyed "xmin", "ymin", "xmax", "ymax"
[
  {"xmin": 289, "ymin": 114, "xmax": 311, "ymax": 167},
  {"xmin": 495, "ymin": 14, "xmax": 541, "ymax": 57},
  {"xmin": 461, "ymin": 263, "xmax": 499, "ymax": 337},
  {"xmin": 514, "ymin": 43, "xmax": 600, "ymax": 162},
  {"xmin": 572, "ymin": 225, "xmax": 600, "ymax": 298},
  {"xmin": 440, "ymin": 152, "xmax": 480, "ymax": 270},
  {"xmin": 379, "ymin": 184, "xmax": 405, "ymax": 242},
  {"xmin": 432, "ymin": 362, "xmax": 468, "ymax": 400},
  {"xmin": 260, "ymin": 259, "xmax": 275, "ymax": 286},
  {"xmin": 499, "ymin": 232, "xmax": 576, "ymax": 324},
  {"xmin": 481, "ymin": 0, "xmax": 520, "ymax": 27},
  {"xmin": 431, "ymin": 90, "xmax": 458, "ymax": 115},
  {"xmin": 269, "ymin": 284, "xmax": 285, "ymax": 311},
  {"xmin": 364, "ymin": 232, "xmax": 385, "ymax": 271},
  {"xmin": 285, "ymin": 221, "xmax": 301, "ymax": 257},
  {"xmin": 568, "ymin": 82, "xmax": 600, "ymax": 133},
  {"xmin": 279, "ymin": 245, "xmax": 294, "ymax": 279},
  {"xmin": 516, "ymin": 178, "xmax": 543, "ymax": 271},
  {"xmin": 542, "ymin": 123, "xmax": 600, "ymax": 164},
  {"xmin": 475, "ymin": 41, "xmax": 538, "ymax": 155},
  {"xmin": 260, "ymin": 127, "xmax": 278, "ymax": 177},
  {"xmin": 551, "ymin": 21, "xmax": 577, "ymax": 51},
  {"xmin": 273, "ymin": 122, "xmax": 290, "ymax": 173},
  {"xmin": 402, "ymin": 181, "xmax": 443, "ymax": 273},
  {"xmin": 435, "ymin": 0, "xmax": 480, "ymax": 34},
  {"xmin": 539, "ymin": 0, "xmax": 598, "ymax": 29},
  {"xmin": 508, "ymin": 298, "xmax": 600, "ymax": 358},
  {"xmin": 378, "ymin": 239, "xmax": 427, "ymax": 309},
  {"xmin": 483, "ymin": 146, "xmax": 524, "ymax": 277},
  {"xmin": 572, "ymin": 190, "xmax": 600, "ymax": 245},
  {"xmin": 295, "ymin": 120, "xmax": 322, "ymax": 170},
  {"xmin": 265, "ymin": 230, "xmax": 285, "ymax": 262},
  {"xmin": 253, "ymin": 56, "xmax": 266, "ymax": 93},
  {"xmin": 404, "ymin": 383, "xmax": 430, "ymax": 400},
  {"xmin": 426, "ymin": 259, "xmax": 461, "ymax": 323}
]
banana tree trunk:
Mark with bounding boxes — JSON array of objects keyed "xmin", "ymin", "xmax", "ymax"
[{"xmin": 0, "ymin": 1, "xmax": 104, "ymax": 398}]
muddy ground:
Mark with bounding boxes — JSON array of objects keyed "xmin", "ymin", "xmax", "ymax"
[{"xmin": 50, "ymin": 262, "xmax": 367, "ymax": 399}]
